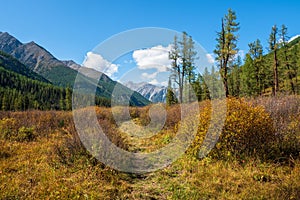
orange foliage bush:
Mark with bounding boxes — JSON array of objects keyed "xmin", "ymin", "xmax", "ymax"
[{"xmin": 190, "ymin": 98, "xmax": 275, "ymax": 160}]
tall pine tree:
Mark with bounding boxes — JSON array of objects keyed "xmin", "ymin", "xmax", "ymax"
[
  {"xmin": 280, "ymin": 25, "xmax": 296, "ymax": 94},
  {"xmin": 166, "ymin": 78, "xmax": 178, "ymax": 106},
  {"xmin": 214, "ymin": 9, "xmax": 240, "ymax": 97},
  {"xmin": 269, "ymin": 25, "xmax": 280, "ymax": 95}
]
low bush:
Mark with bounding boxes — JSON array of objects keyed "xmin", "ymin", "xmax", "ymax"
[
  {"xmin": 251, "ymin": 95, "xmax": 300, "ymax": 162},
  {"xmin": 0, "ymin": 118, "xmax": 36, "ymax": 142},
  {"xmin": 16, "ymin": 126, "xmax": 35, "ymax": 142},
  {"xmin": 190, "ymin": 98, "xmax": 276, "ymax": 160}
]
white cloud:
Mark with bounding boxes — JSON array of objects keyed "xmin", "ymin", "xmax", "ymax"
[
  {"xmin": 149, "ymin": 79, "xmax": 159, "ymax": 85},
  {"xmin": 142, "ymin": 72, "xmax": 159, "ymax": 79},
  {"xmin": 160, "ymin": 81, "xmax": 168, "ymax": 87},
  {"xmin": 82, "ymin": 52, "xmax": 118, "ymax": 78},
  {"xmin": 132, "ymin": 45, "xmax": 172, "ymax": 72},
  {"xmin": 206, "ymin": 53, "xmax": 215, "ymax": 64}
]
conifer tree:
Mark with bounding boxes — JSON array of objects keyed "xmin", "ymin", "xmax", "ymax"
[
  {"xmin": 280, "ymin": 25, "xmax": 295, "ymax": 94},
  {"xmin": 248, "ymin": 39, "xmax": 265, "ymax": 95},
  {"xmin": 166, "ymin": 78, "xmax": 178, "ymax": 106},
  {"xmin": 169, "ymin": 35, "xmax": 182, "ymax": 102},
  {"xmin": 59, "ymin": 89, "xmax": 65, "ymax": 110},
  {"xmin": 214, "ymin": 9, "xmax": 240, "ymax": 97},
  {"xmin": 291, "ymin": 44, "xmax": 299, "ymax": 93},
  {"xmin": 228, "ymin": 56, "xmax": 242, "ymax": 97},
  {"xmin": 192, "ymin": 74, "xmax": 203, "ymax": 101},
  {"xmin": 65, "ymin": 87, "xmax": 72, "ymax": 110},
  {"xmin": 269, "ymin": 25, "xmax": 279, "ymax": 95},
  {"xmin": 169, "ymin": 32, "xmax": 197, "ymax": 103},
  {"xmin": 2, "ymin": 94, "xmax": 8, "ymax": 111}
]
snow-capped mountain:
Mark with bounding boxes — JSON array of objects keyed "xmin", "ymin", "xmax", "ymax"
[
  {"xmin": 124, "ymin": 81, "xmax": 167, "ymax": 103},
  {"xmin": 288, "ymin": 35, "xmax": 300, "ymax": 43}
]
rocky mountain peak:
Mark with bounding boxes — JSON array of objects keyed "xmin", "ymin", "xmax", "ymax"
[
  {"xmin": 0, "ymin": 32, "xmax": 22, "ymax": 53},
  {"xmin": 62, "ymin": 60, "xmax": 81, "ymax": 70},
  {"xmin": 124, "ymin": 81, "xmax": 167, "ymax": 103}
]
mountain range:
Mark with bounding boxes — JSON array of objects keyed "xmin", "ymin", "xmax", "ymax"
[
  {"xmin": 124, "ymin": 81, "xmax": 167, "ymax": 103},
  {"xmin": 0, "ymin": 32, "xmax": 150, "ymax": 107}
]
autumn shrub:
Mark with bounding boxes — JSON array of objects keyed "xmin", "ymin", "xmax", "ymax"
[
  {"xmin": 98, "ymin": 118, "xmax": 129, "ymax": 150},
  {"xmin": 98, "ymin": 104, "xmax": 181, "ymax": 131},
  {"xmin": 251, "ymin": 95, "xmax": 300, "ymax": 136},
  {"xmin": 0, "ymin": 111, "xmax": 73, "ymax": 137},
  {"xmin": 130, "ymin": 104, "xmax": 180, "ymax": 129},
  {"xmin": 274, "ymin": 115, "xmax": 300, "ymax": 162},
  {"xmin": 251, "ymin": 95, "xmax": 300, "ymax": 161},
  {"xmin": 110, "ymin": 106, "xmax": 131, "ymax": 124},
  {"xmin": 0, "ymin": 118, "xmax": 36, "ymax": 142},
  {"xmin": 15, "ymin": 126, "xmax": 35, "ymax": 142},
  {"xmin": 0, "ymin": 118, "xmax": 17, "ymax": 140},
  {"xmin": 190, "ymin": 98, "xmax": 275, "ymax": 160},
  {"xmin": 95, "ymin": 106, "xmax": 115, "ymax": 123},
  {"xmin": 164, "ymin": 104, "xmax": 181, "ymax": 130},
  {"xmin": 129, "ymin": 106, "xmax": 141, "ymax": 119},
  {"xmin": 135, "ymin": 106, "xmax": 150, "ymax": 126},
  {"xmin": 0, "ymin": 108, "xmax": 129, "ymax": 162},
  {"xmin": 52, "ymin": 133, "xmax": 99, "ymax": 167}
]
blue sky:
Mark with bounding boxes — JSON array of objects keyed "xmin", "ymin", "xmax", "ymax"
[{"xmin": 1, "ymin": 0, "xmax": 300, "ymax": 84}]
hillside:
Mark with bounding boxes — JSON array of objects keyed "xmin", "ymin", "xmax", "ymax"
[
  {"xmin": 74, "ymin": 68, "xmax": 151, "ymax": 106},
  {"xmin": 0, "ymin": 32, "xmax": 150, "ymax": 107},
  {"xmin": 0, "ymin": 51, "xmax": 49, "ymax": 83},
  {"xmin": 287, "ymin": 35, "xmax": 300, "ymax": 46},
  {"xmin": 0, "ymin": 32, "xmax": 87, "ymax": 87},
  {"xmin": 0, "ymin": 66, "xmax": 68, "ymax": 110},
  {"xmin": 232, "ymin": 34, "xmax": 300, "ymax": 97},
  {"xmin": 263, "ymin": 34, "xmax": 300, "ymax": 93}
]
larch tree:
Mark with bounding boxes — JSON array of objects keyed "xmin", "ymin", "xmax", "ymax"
[
  {"xmin": 240, "ymin": 54, "xmax": 254, "ymax": 96},
  {"xmin": 169, "ymin": 32, "xmax": 197, "ymax": 103},
  {"xmin": 269, "ymin": 25, "xmax": 280, "ymax": 96},
  {"xmin": 65, "ymin": 87, "xmax": 72, "ymax": 110},
  {"xmin": 291, "ymin": 44, "xmax": 299, "ymax": 93},
  {"xmin": 191, "ymin": 74, "xmax": 203, "ymax": 101},
  {"xmin": 248, "ymin": 39, "xmax": 264, "ymax": 95},
  {"xmin": 166, "ymin": 78, "xmax": 178, "ymax": 106},
  {"xmin": 280, "ymin": 24, "xmax": 295, "ymax": 94},
  {"xmin": 228, "ymin": 55, "xmax": 242, "ymax": 97},
  {"xmin": 214, "ymin": 9, "xmax": 240, "ymax": 97},
  {"xmin": 169, "ymin": 35, "xmax": 182, "ymax": 102},
  {"xmin": 186, "ymin": 35, "xmax": 197, "ymax": 102}
]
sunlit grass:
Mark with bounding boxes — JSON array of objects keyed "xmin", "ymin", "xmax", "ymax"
[{"xmin": 0, "ymin": 96, "xmax": 300, "ymax": 199}]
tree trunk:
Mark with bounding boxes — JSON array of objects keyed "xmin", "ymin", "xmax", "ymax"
[
  {"xmin": 178, "ymin": 69, "xmax": 182, "ymax": 103},
  {"xmin": 255, "ymin": 64, "xmax": 259, "ymax": 96},
  {"xmin": 223, "ymin": 65, "xmax": 229, "ymax": 97},
  {"xmin": 273, "ymin": 50, "xmax": 279, "ymax": 96},
  {"xmin": 284, "ymin": 49, "xmax": 295, "ymax": 94}
]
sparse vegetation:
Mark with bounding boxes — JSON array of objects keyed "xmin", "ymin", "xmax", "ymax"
[{"xmin": 0, "ymin": 96, "xmax": 299, "ymax": 199}]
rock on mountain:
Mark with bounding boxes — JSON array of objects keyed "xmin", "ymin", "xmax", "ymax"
[
  {"xmin": 0, "ymin": 32, "xmax": 76, "ymax": 86},
  {"xmin": 0, "ymin": 32, "xmax": 22, "ymax": 53},
  {"xmin": 12, "ymin": 41, "xmax": 66, "ymax": 73},
  {"xmin": 124, "ymin": 81, "xmax": 167, "ymax": 103},
  {"xmin": 0, "ymin": 51, "xmax": 49, "ymax": 83},
  {"xmin": 62, "ymin": 60, "xmax": 81, "ymax": 70},
  {"xmin": 0, "ymin": 32, "xmax": 64, "ymax": 72}
]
